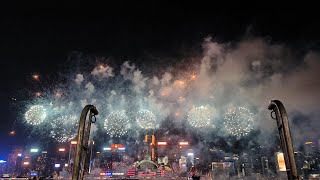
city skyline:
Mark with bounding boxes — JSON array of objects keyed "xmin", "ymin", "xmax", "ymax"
[{"xmin": 0, "ymin": 2, "xmax": 320, "ymax": 179}]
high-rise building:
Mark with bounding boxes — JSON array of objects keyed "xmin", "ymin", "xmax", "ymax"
[
  {"xmin": 6, "ymin": 146, "xmax": 25, "ymax": 176},
  {"xmin": 240, "ymin": 153, "xmax": 252, "ymax": 176},
  {"xmin": 0, "ymin": 160, "xmax": 6, "ymax": 177},
  {"xmin": 304, "ymin": 141, "xmax": 316, "ymax": 157},
  {"xmin": 36, "ymin": 151, "xmax": 49, "ymax": 176},
  {"xmin": 261, "ymin": 157, "xmax": 270, "ymax": 177}
]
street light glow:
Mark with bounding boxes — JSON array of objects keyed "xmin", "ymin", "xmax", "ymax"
[
  {"xmin": 58, "ymin": 148, "xmax": 65, "ymax": 152},
  {"xmin": 23, "ymin": 162, "xmax": 29, "ymax": 165},
  {"xmin": 55, "ymin": 164, "xmax": 60, "ymax": 168},
  {"xmin": 71, "ymin": 141, "xmax": 77, "ymax": 145}
]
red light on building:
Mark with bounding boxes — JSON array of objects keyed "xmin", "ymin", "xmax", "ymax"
[
  {"xmin": 127, "ymin": 169, "xmax": 135, "ymax": 177},
  {"xmin": 111, "ymin": 144, "xmax": 123, "ymax": 149}
]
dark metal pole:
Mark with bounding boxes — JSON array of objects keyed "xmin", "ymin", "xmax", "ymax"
[
  {"xmin": 268, "ymin": 100, "xmax": 298, "ymax": 180},
  {"xmin": 72, "ymin": 105, "xmax": 98, "ymax": 180}
]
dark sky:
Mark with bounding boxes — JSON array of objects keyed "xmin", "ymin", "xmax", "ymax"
[{"xmin": 0, "ymin": 2, "xmax": 319, "ymax": 159}]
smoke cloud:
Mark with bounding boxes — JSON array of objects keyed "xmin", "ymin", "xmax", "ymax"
[
  {"xmin": 75, "ymin": 74, "xmax": 84, "ymax": 84},
  {"xmin": 91, "ymin": 65, "xmax": 114, "ymax": 78},
  {"xmin": 25, "ymin": 36, "xmax": 320, "ymax": 156}
]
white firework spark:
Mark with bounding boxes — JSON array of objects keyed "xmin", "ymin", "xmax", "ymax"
[
  {"xmin": 223, "ymin": 106, "xmax": 254, "ymax": 138},
  {"xmin": 136, "ymin": 109, "xmax": 156, "ymax": 129},
  {"xmin": 104, "ymin": 110, "xmax": 130, "ymax": 137},
  {"xmin": 187, "ymin": 106, "xmax": 212, "ymax": 128},
  {"xmin": 25, "ymin": 105, "xmax": 47, "ymax": 125},
  {"xmin": 50, "ymin": 115, "xmax": 78, "ymax": 142}
]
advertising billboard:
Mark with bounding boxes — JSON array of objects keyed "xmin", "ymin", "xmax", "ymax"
[{"xmin": 276, "ymin": 152, "xmax": 286, "ymax": 172}]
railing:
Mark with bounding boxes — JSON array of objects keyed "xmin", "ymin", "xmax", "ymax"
[
  {"xmin": 268, "ymin": 100, "xmax": 299, "ymax": 180},
  {"xmin": 72, "ymin": 105, "xmax": 99, "ymax": 180}
]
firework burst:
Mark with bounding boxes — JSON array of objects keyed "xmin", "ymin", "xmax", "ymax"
[
  {"xmin": 104, "ymin": 110, "xmax": 130, "ymax": 137},
  {"xmin": 136, "ymin": 109, "xmax": 156, "ymax": 129},
  {"xmin": 50, "ymin": 115, "xmax": 78, "ymax": 142},
  {"xmin": 25, "ymin": 105, "xmax": 47, "ymax": 125},
  {"xmin": 187, "ymin": 106, "xmax": 213, "ymax": 128},
  {"xmin": 223, "ymin": 106, "xmax": 254, "ymax": 138}
]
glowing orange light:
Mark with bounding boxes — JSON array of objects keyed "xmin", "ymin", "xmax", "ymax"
[
  {"xmin": 98, "ymin": 64, "xmax": 105, "ymax": 69},
  {"xmin": 58, "ymin": 148, "xmax": 65, "ymax": 152},
  {"xmin": 174, "ymin": 80, "xmax": 186, "ymax": 88},
  {"xmin": 32, "ymin": 74, "xmax": 39, "ymax": 80},
  {"xmin": 71, "ymin": 141, "xmax": 77, "ymax": 145},
  {"xmin": 191, "ymin": 72, "xmax": 197, "ymax": 80}
]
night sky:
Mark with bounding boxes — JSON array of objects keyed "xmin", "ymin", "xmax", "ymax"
[{"xmin": 0, "ymin": 3, "xmax": 319, "ymax": 160}]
